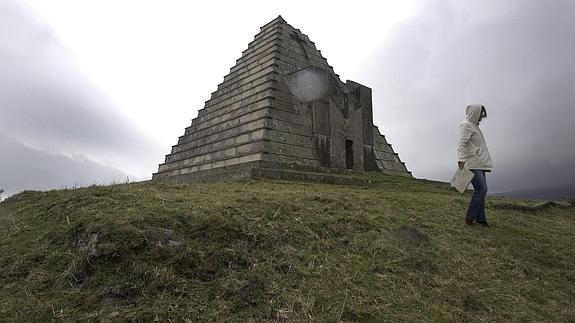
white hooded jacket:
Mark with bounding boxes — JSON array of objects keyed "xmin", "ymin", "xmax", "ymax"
[{"xmin": 457, "ymin": 104, "xmax": 493, "ymax": 171}]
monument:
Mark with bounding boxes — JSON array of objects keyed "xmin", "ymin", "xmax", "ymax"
[{"xmin": 153, "ymin": 16, "xmax": 411, "ymax": 184}]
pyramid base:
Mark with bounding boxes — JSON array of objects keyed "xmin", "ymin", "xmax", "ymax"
[{"xmin": 152, "ymin": 161, "xmax": 371, "ymax": 186}]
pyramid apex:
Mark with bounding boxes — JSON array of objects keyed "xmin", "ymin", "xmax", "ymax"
[{"xmin": 260, "ymin": 15, "xmax": 287, "ymax": 30}]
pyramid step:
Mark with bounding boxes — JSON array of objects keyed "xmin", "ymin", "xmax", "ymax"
[
  {"xmin": 159, "ymin": 142, "xmax": 265, "ymax": 173},
  {"xmin": 236, "ymin": 31, "xmax": 281, "ymax": 65},
  {"xmin": 169, "ymin": 130, "xmax": 266, "ymax": 162},
  {"xmin": 188, "ymin": 94, "xmax": 303, "ymax": 136},
  {"xmin": 187, "ymin": 116, "xmax": 269, "ymax": 145},
  {"xmin": 170, "ymin": 136, "xmax": 318, "ymax": 167},
  {"xmin": 188, "ymin": 98, "xmax": 272, "ymax": 134},
  {"xmin": 175, "ymin": 121, "xmax": 267, "ymax": 154},
  {"xmin": 204, "ymin": 68, "xmax": 277, "ymax": 109},
  {"xmin": 252, "ymin": 168, "xmax": 370, "ymax": 187},
  {"xmin": 196, "ymin": 87, "xmax": 274, "ymax": 121},
  {"xmin": 180, "ymin": 106, "xmax": 310, "ymax": 146},
  {"xmin": 221, "ymin": 55, "xmax": 277, "ymax": 89},
  {"xmin": 231, "ymin": 40, "xmax": 278, "ymax": 73},
  {"xmin": 154, "ymin": 154, "xmax": 265, "ymax": 180}
]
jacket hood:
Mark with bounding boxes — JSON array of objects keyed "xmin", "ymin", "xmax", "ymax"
[{"xmin": 465, "ymin": 104, "xmax": 483, "ymax": 125}]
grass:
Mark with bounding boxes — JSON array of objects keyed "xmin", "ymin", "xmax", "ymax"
[{"xmin": 0, "ymin": 174, "xmax": 574, "ymax": 321}]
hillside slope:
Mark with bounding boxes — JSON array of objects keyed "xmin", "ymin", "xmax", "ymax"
[{"xmin": 1, "ymin": 175, "xmax": 574, "ymax": 321}]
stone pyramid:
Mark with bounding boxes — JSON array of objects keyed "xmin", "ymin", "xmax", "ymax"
[{"xmin": 153, "ymin": 16, "xmax": 411, "ymax": 184}]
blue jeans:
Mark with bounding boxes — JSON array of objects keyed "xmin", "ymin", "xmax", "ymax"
[{"xmin": 466, "ymin": 170, "xmax": 488, "ymax": 222}]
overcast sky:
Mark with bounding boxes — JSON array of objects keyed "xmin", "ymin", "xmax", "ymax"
[{"xmin": 1, "ymin": 0, "xmax": 574, "ymax": 197}]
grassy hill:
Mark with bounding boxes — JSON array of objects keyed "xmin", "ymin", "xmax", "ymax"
[{"xmin": 1, "ymin": 174, "xmax": 574, "ymax": 321}]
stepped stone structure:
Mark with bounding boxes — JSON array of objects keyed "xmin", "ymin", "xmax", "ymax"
[{"xmin": 153, "ymin": 16, "xmax": 411, "ymax": 184}]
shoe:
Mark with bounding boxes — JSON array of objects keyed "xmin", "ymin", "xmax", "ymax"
[
  {"xmin": 465, "ymin": 218, "xmax": 474, "ymax": 226},
  {"xmin": 477, "ymin": 221, "xmax": 490, "ymax": 228}
]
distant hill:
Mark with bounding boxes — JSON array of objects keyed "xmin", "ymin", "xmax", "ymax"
[
  {"xmin": 493, "ymin": 186, "xmax": 575, "ymax": 201},
  {"xmin": 1, "ymin": 175, "xmax": 574, "ymax": 321}
]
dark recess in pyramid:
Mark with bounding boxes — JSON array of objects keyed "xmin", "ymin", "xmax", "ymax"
[{"xmin": 153, "ymin": 16, "xmax": 411, "ymax": 184}]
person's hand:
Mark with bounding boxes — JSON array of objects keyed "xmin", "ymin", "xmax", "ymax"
[{"xmin": 458, "ymin": 161, "xmax": 465, "ymax": 169}]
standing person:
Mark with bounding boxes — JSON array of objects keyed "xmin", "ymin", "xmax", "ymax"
[{"xmin": 457, "ymin": 104, "xmax": 493, "ymax": 227}]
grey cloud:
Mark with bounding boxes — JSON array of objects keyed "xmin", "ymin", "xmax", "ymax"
[
  {"xmin": 0, "ymin": 1, "xmax": 164, "ymax": 185},
  {"xmin": 0, "ymin": 133, "xmax": 127, "ymax": 198},
  {"xmin": 363, "ymin": 0, "xmax": 575, "ymax": 193}
]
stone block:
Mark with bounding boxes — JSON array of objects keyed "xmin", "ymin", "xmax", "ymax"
[
  {"xmin": 265, "ymin": 129, "xmax": 315, "ymax": 148},
  {"xmin": 179, "ymin": 117, "xmax": 267, "ymax": 145},
  {"xmin": 168, "ymin": 129, "xmax": 266, "ymax": 162},
  {"xmin": 189, "ymin": 98, "xmax": 273, "ymax": 132}
]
